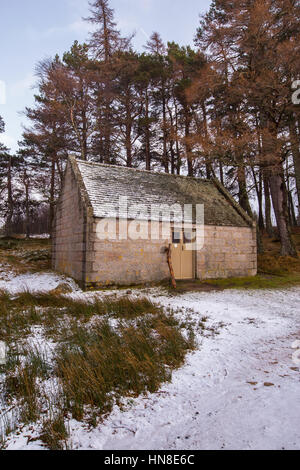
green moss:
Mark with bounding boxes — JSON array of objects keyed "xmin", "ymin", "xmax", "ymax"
[{"xmin": 201, "ymin": 274, "xmax": 300, "ymax": 290}]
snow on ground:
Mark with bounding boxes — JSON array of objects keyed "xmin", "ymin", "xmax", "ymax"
[
  {"xmin": 28, "ymin": 234, "xmax": 50, "ymax": 239},
  {"xmin": 5, "ymin": 281, "xmax": 300, "ymax": 450},
  {"xmin": 0, "ymin": 268, "xmax": 79, "ymax": 294}
]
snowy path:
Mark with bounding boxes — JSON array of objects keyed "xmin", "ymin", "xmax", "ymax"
[
  {"xmin": 70, "ymin": 288, "xmax": 300, "ymax": 450},
  {"xmin": 6, "ymin": 287, "xmax": 300, "ymax": 450}
]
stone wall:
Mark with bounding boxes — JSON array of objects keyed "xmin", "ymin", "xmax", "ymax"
[
  {"xmin": 197, "ymin": 225, "xmax": 257, "ymax": 279},
  {"xmin": 86, "ymin": 219, "xmax": 170, "ymax": 286},
  {"xmin": 85, "ymin": 219, "xmax": 257, "ymax": 287},
  {"xmin": 52, "ymin": 163, "xmax": 87, "ymax": 284}
]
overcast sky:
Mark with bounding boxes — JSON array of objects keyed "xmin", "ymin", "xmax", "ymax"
[{"xmin": 0, "ymin": 0, "xmax": 211, "ymax": 152}]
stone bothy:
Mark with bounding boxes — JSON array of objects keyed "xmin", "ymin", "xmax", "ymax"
[{"xmin": 52, "ymin": 156, "xmax": 257, "ymax": 288}]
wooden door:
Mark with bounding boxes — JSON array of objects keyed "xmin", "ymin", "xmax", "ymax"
[
  {"xmin": 181, "ymin": 230, "xmax": 194, "ymax": 279},
  {"xmin": 171, "ymin": 229, "xmax": 195, "ymax": 280}
]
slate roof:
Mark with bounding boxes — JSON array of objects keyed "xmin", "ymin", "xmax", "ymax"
[{"xmin": 70, "ymin": 157, "xmax": 251, "ymax": 227}]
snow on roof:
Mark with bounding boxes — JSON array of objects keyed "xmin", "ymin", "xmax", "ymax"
[{"xmin": 71, "ymin": 158, "xmax": 250, "ymax": 227}]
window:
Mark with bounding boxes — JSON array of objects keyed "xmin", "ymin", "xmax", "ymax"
[
  {"xmin": 183, "ymin": 231, "xmax": 195, "ymax": 244},
  {"xmin": 172, "ymin": 231, "xmax": 181, "ymax": 244}
]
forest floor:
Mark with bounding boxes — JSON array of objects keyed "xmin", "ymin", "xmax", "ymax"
[{"xmin": 0, "ymin": 233, "xmax": 299, "ymax": 450}]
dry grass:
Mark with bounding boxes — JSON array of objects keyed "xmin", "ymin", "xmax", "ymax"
[
  {"xmin": 0, "ymin": 292, "xmax": 164, "ymax": 343},
  {"xmin": 40, "ymin": 413, "xmax": 70, "ymax": 450},
  {"xmin": 258, "ymin": 228, "xmax": 300, "ymax": 277},
  {"xmin": 3, "ymin": 345, "xmax": 52, "ymax": 428},
  {"xmin": 55, "ymin": 313, "xmax": 194, "ymax": 421},
  {"xmin": 0, "ymin": 292, "xmax": 195, "ymax": 448},
  {"xmin": 0, "ymin": 237, "xmax": 51, "ymax": 274}
]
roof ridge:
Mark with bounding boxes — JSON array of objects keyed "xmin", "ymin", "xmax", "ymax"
[{"xmin": 71, "ymin": 155, "xmax": 212, "ymax": 184}]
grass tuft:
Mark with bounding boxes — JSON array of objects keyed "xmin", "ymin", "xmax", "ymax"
[{"xmin": 40, "ymin": 413, "xmax": 69, "ymax": 450}]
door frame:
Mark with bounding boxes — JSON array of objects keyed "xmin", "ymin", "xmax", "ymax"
[{"xmin": 170, "ymin": 227, "xmax": 196, "ymax": 280}]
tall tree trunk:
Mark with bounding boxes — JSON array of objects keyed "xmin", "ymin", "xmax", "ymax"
[
  {"xmin": 289, "ymin": 117, "xmax": 300, "ymax": 222},
  {"xmin": 174, "ymin": 100, "xmax": 181, "ymax": 175},
  {"xmin": 237, "ymin": 163, "xmax": 253, "ymax": 218},
  {"xmin": 219, "ymin": 162, "xmax": 224, "ymax": 186},
  {"xmin": 170, "ymin": 141, "xmax": 175, "ymax": 174},
  {"xmin": 263, "ymin": 171, "xmax": 274, "ymax": 237},
  {"xmin": 201, "ymin": 101, "xmax": 213, "ymax": 179},
  {"xmin": 82, "ymin": 110, "xmax": 88, "ymax": 161},
  {"xmin": 168, "ymin": 107, "xmax": 176, "ymax": 174},
  {"xmin": 25, "ymin": 180, "xmax": 30, "ymax": 239},
  {"xmin": 285, "ymin": 159, "xmax": 297, "ymax": 227},
  {"xmin": 145, "ymin": 89, "xmax": 151, "ymax": 171},
  {"xmin": 254, "ymin": 115, "xmax": 265, "ymax": 230},
  {"xmin": 162, "ymin": 88, "xmax": 169, "ymax": 173},
  {"xmin": 104, "ymin": 102, "xmax": 111, "ymax": 164},
  {"xmin": 256, "ymin": 224, "xmax": 264, "ymax": 254},
  {"xmin": 49, "ymin": 154, "xmax": 56, "ymax": 239},
  {"xmin": 252, "ymin": 167, "xmax": 265, "ymax": 231},
  {"xmin": 80, "ymin": 77, "xmax": 88, "ymax": 161},
  {"xmin": 125, "ymin": 97, "xmax": 132, "ymax": 168},
  {"xmin": 125, "ymin": 127, "xmax": 132, "ymax": 167},
  {"xmin": 268, "ymin": 165, "xmax": 297, "ymax": 257},
  {"xmin": 288, "ymin": 191, "xmax": 297, "ymax": 227},
  {"xmin": 184, "ymin": 109, "xmax": 193, "ymax": 177},
  {"xmin": 5, "ymin": 155, "xmax": 14, "ymax": 237},
  {"xmin": 262, "ymin": 117, "xmax": 297, "ymax": 256}
]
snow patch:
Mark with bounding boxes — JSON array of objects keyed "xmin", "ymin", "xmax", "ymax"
[{"xmin": 0, "ymin": 271, "xmax": 79, "ymax": 295}]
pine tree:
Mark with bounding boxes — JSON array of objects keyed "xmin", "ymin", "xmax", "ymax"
[
  {"xmin": 86, "ymin": 0, "xmax": 132, "ymax": 163},
  {"xmin": 23, "ymin": 60, "xmax": 70, "ymax": 232}
]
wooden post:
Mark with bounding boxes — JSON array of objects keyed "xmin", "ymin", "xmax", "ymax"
[{"xmin": 167, "ymin": 244, "xmax": 177, "ymax": 289}]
